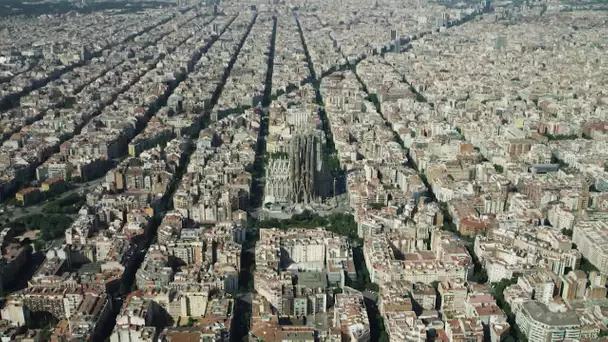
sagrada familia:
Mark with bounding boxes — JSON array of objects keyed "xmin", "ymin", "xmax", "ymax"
[{"xmin": 264, "ymin": 101, "xmax": 331, "ymax": 205}]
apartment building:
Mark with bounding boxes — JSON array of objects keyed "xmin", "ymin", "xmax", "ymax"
[{"xmin": 515, "ymin": 301, "xmax": 581, "ymax": 342}]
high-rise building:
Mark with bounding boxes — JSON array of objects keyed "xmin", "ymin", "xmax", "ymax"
[
  {"xmin": 391, "ymin": 28, "xmax": 401, "ymax": 52},
  {"xmin": 496, "ymin": 36, "xmax": 507, "ymax": 50},
  {"xmin": 484, "ymin": 0, "xmax": 492, "ymax": 12},
  {"xmin": 435, "ymin": 16, "xmax": 444, "ymax": 29}
]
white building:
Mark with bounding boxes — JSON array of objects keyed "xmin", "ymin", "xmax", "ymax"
[
  {"xmin": 110, "ymin": 326, "xmax": 155, "ymax": 342},
  {"xmin": 572, "ymin": 220, "xmax": 608, "ymax": 274},
  {"xmin": 516, "ymin": 301, "xmax": 580, "ymax": 342},
  {"xmin": 517, "ymin": 272, "xmax": 555, "ymax": 304},
  {"xmin": 0, "ymin": 299, "xmax": 28, "ymax": 326}
]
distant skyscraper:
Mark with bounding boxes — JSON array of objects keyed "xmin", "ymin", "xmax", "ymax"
[
  {"xmin": 79, "ymin": 46, "xmax": 89, "ymax": 61},
  {"xmin": 496, "ymin": 36, "xmax": 507, "ymax": 50},
  {"xmin": 435, "ymin": 16, "xmax": 445, "ymax": 29},
  {"xmin": 484, "ymin": 0, "xmax": 492, "ymax": 12}
]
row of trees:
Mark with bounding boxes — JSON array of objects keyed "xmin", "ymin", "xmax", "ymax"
[
  {"xmin": 259, "ymin": 210, "xmax": 360, "ymax": 242},
  {"xmin": 346, "ymin": 247, "xmax": 379, "ymax": 292},
  {"xmin": 437, "ymin": 203, "xmax": 488, "ymax": 283},
  {"xmin": 491, "ymin": 278, "xmax": 528, "ymax": 341},
  {"xmin": 542, "ymin": 133, "xmax": 592, "ymax": 141},
  {"xmin": 42, "ymin": 193, "xmax": 85, "ymax": 214}
]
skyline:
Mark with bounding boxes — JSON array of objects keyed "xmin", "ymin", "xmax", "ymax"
[{"xmin": 0, "ymin": 0, "xmax": 607, "ymax": 341}]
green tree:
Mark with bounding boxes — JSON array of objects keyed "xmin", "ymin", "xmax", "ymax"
[
  {"xmin": 15, "ymin": 213, "xmax": 73, "ymax": 242},
  {"xmin": 42, "ymin": 193, "xmax": 85, "ymax": 214},
  {"xmin": 579, "ymin": 257, "xmax": 599, "ymax": 273},
  {"xmin": 370, "ymin": 203, "xmax": 385, "ymax": 210},
  {"xmin": 491, "ymin": 278, "xmax": 528, "ymax": 341}
]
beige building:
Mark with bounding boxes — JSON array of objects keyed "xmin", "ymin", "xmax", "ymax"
[
  {"xmin": 438, "ymin": 280, "xmax": 467, "ymax": 313},
  {"xmin": 572, "ymin": 220, "xmax": 608, "ymax": 274}
]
